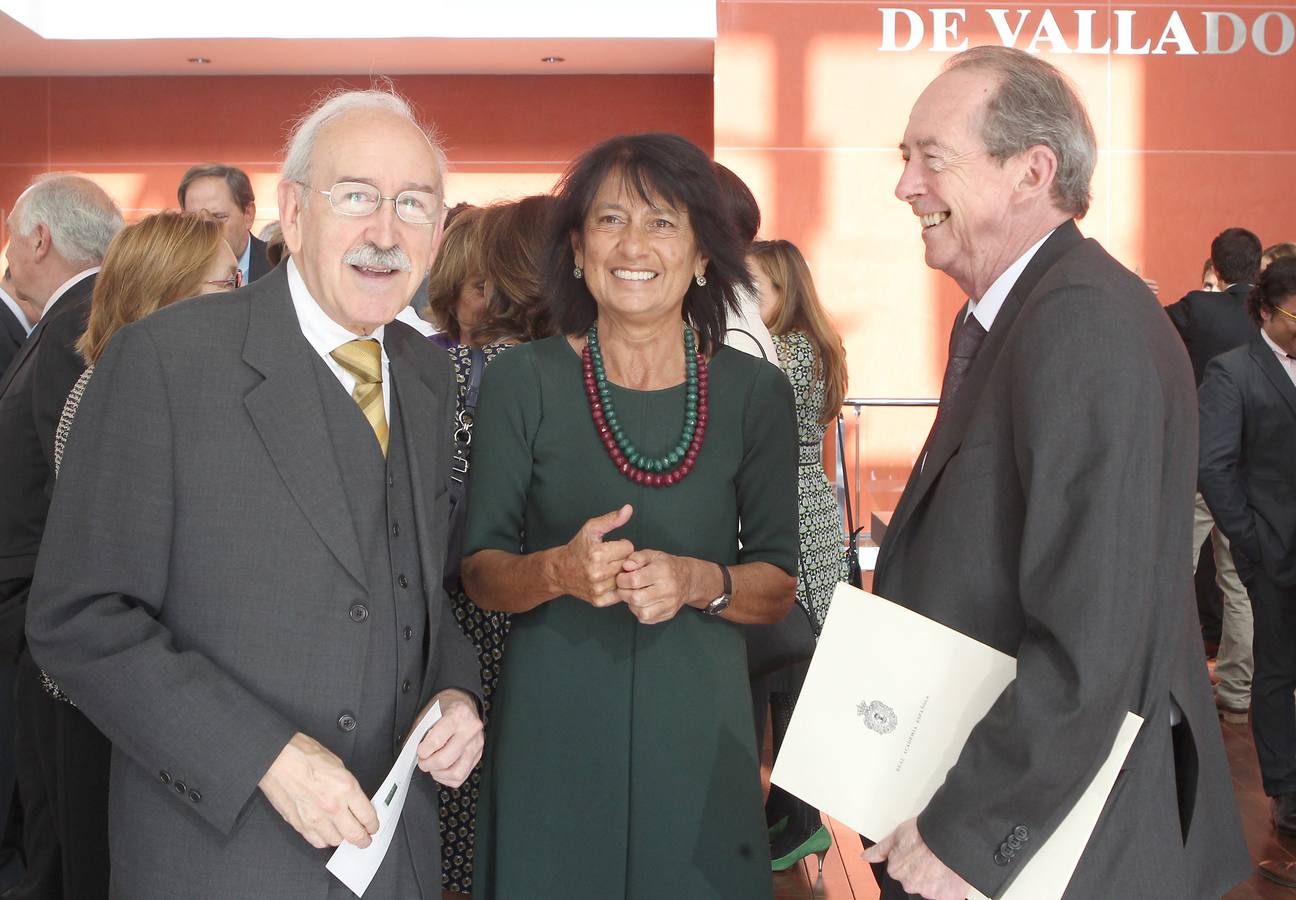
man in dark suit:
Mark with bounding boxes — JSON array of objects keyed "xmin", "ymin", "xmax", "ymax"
[
  {"xmin": 0, "ymin": 271, "xmax": 32, "ymax": 381},
  {"xmin": 179, "ymin": 163, "xmax": 274, "ymax": 284},
  {"xmin": 863, "ymin": 47, "xmax": 1250, "ymax": 899},
  {"xmin": 29, "ymin": 90, "xmax": 483, "ymax": 900},
  {"xmin": 0, "ymin": 173, "xmax": 122, "ymax": 899},
  {"xmin": 1199, "ymin": 257, "xmax": 1296, "ymax": 889},
  {"xmin": 1166, "ymin": 227, "xmax": 1262, "ymax": 723}
]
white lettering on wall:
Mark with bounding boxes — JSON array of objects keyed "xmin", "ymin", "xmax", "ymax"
[
  {"xmin": 1027, "ymin": 10, "xmax": 1072, "ymax": 54},
  {"xmin": 1074, "ymin": 9, "xmax": 1110, "ymax": 53},
  {"xmin": 1253, "ymin": 11, "xmax": 1295, "ymax": 56},
  {"xmin": 1204, "ymin": 12, "xmax": 1248, "ymax": 54},
  {"xmin": 931, "ymin": 8, "xmax": 969, "ymax": 52},
  {"xmin": 986, "ymin": 9, "xmax": 1031, "ymax": 48},
  {"xmin": 1152, "ymin": 11, "xmax": 1198, "ymax": 55},
  {"xmin": 876, "ymin": 7, "xmax": 1294, "ymax": 56},
  {"xmin": 880, "ymin": 7, "xmax": 925, "ymax": 51}
]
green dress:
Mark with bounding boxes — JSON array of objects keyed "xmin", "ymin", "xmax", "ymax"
[{"xmin": 465, "ymin": 335, "xmax": 797, "ymax": 900}]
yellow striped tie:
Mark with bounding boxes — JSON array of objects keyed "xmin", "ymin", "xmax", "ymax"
[{"xmin": 330, "ymin": 339, "xmax": 388, "ymax": 456}]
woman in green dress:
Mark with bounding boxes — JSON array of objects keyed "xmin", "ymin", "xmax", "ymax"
[{"xmin": 462, "ymin": 133, "xmax": 799, "ymax": 899}]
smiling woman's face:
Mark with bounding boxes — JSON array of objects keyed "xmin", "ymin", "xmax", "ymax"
[{"xmin": 571, "ymin": 172, "xmax": 707, "ymax": 327}]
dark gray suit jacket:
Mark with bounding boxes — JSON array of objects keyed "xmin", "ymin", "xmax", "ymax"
[
  {"xmin": 1199, "ymin": 334, "xmax": 1296, "ymax": 587},
  {"xmin": 27, "ymin": 267, "xmax": 480, "ymax": 898},
  {"xmin": 247, "ymin": 233, "xmax": 274, "ymax": 283},
  {"xmin": 874, "ymin": 221, "xmax": 1250, "ymax": 898},
  {"xmin": 0, "ymin": 300, "xmax": 26, "ymax": 382},
  {"xmin": 1165, "ymin": 282, "xmax": 1257, "ymax": 386},
  {"xmin": 0, "ymin": 274, "xmax": 95, "ymax": 661}
]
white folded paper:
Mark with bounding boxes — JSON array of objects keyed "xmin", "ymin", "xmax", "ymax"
[
  {"xmin": 771, "ymin": 583, "xmax": 1142, "ymax": 900},
  {"xmin": 326, "ymin": 701, "xmax": 442, "ymax": 897}
]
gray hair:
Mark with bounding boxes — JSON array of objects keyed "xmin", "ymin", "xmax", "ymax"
[
  {"xmin": 12, "ymin": 173, "xmax": 124, "ymax": 266},
  {"xmin": 945, "ymin": 46, "xmax": 1096, "ymax": 218},
  {"xmin": 281, "ymin": 89, "xmax": 447, "ymax": 205}
]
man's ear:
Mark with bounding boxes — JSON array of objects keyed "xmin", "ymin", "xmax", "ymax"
[
  {"xmin": 277, "ymin": 180, "xmax": 304, "ymax": 257},
  {"xmin": 1014, "ymin": 145, "xmax": 1059, "ymax": 204},
  {"xmin": 244, "ymin": 201, "xmax": 257, "ymax": 227},
  {"xmin": 32, "ymin": 223, "xmax": 53, "ymax": 263}
]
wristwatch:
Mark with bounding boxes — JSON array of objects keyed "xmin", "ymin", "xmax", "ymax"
[{"xmin": 703, "ymin": 564, "xmax": 732, "ymax": 616}]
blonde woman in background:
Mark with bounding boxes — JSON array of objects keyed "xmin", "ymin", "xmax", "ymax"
[
  {"xmin": 748, "ymin": 238, "xmax": 849, "ymax": 874},
  {"xmin": 426, "ymin": 206, "xmax": 487, "ymax": 349}
]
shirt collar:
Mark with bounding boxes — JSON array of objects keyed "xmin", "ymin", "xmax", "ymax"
[
  {"xmin": 238, "ymin": 235, "xmax": 253, "ymax": 281},
  {"xmin": 41, "ymin": 267, "xmax": 100, "ymax": 318},
  {"xmin": 286, "ymin": 257, "xmax": 385, "ymax": 357},
  {"xmin": 967, "ymin": 229, "xmax": 1055, "ymax": 332},
  {"xmin": 1260, "ymin": 325, "xmax": 1294, "ymax": 361},
  {"xmin": 394, "ymin": 304, "xmax": 436, "ymax": 337},
  {"xmin": 0, "ymin": 286, "xmax": 32, "ymax": 335}
]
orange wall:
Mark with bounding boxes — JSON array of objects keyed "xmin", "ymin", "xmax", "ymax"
[
  {"xmin": 0, "ymin": 73, "xmax": 713, "ymax": 242},
  {"xmin": 714, "ymin": 1, "xmax": 1296, "ymax": 517}
]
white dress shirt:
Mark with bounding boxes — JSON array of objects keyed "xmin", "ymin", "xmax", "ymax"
[
  {"xmin": 965, "ymin": 228, "xmax": 1055, "ymax": 330},
  {"xmin": 41, "ymin": 267, "xmax": 100, "ymax": 319},
  {"xmin": 0, "ymin": 286, "xmax": 32, "ymax": 335},
  {"xmin": 724, "ymin": 284, "xmax": 779, "ymax": 364},
  {"xmin": 1260, "ymin": 326, "xmax": 1296, "ymax": 388},
  {"xmin": 394, "ymin": 305, "xmax": 437, "ymax": 338},
  {"xmin": 286, "ymin": 258, "xmax": 391, "ymax": 420}
]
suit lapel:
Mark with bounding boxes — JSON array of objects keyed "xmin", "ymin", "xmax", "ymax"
[
  {"xmin": 241, "ymin": 268, "xmax": 367, "ymax": 589},
  {"xmin": 1250, "ymin": 337, "xmax": 1296, "ymax": 420},
  {"xmin": 879, "ymin": 222, "xmax": 1085, "ymax": 572},
  {"xmin": 0, "ymin": 316, "xmax": 46, "ymax": 397},
  {"xmin": 386, "ymin": 324, "xmax": 446, "ymax": 594}
]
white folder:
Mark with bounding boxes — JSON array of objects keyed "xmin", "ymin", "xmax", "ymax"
[{"xmin": 770, "ymin": 583, "xmax": 1142, "ymax": 900}]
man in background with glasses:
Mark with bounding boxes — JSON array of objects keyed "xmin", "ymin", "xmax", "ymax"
[
  {"xmin": 27, "ymin": 90, "xmax": 483, "ymax": 900},
  {"xmin": 179, "ymin": 163, "xmax": 276, "ymax": 286}
]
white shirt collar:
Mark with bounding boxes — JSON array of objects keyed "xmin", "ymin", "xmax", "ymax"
[
  {"xmin": 41, "ymin": 267, "xmax": 100, "ymax": 318},
  {"xmin": 237, "ymin": 234, "xmax": 253, "ymax": 283},
  {"xmin": 1260, "ymin": 325, "xmax": 1295, "ymax": 362},
  {"xmin": 394, "ymin": 304, "xmax": 436, "ymax": 337},
  {"xmin": 966, "ymin": 229, "xmax": 1055, "ymax": 331},
  {"xmin": 0, "ymin": 286, "xmax": 32, "ymax": 335},
  {"xmin": 286, "ymin": 257, "xmax": 386, "ymax": 357}
]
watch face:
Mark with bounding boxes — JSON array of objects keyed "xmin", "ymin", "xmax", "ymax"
[{"xmin": 706, "ymin": 594, "xmax": 731, "ymax": 616}]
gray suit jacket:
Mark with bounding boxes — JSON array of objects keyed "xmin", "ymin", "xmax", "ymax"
[
  {"xmin": 874, "ymin": 221, "xmax": 1250, "ymax": 898},
  {"xmin": 27, "ymin": 266, "xmax": 480, "ymax": 898}
]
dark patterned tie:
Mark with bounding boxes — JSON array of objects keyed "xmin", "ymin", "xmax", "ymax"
[{"xmin": 937, "ymin": 313, "xmax": 988, "ymax": 419}]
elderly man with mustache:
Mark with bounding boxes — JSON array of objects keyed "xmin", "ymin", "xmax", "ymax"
[{"xmin": 25, "ymin": 89, "xmax": 483, "ymax": 900}]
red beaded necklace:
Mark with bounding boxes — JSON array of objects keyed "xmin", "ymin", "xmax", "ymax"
[{"xmin": 581, "ymin": 324, "xmax": 709, "ymax": 487}]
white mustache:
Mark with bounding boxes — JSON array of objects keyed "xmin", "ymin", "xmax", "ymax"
[{"xmin": 343, "ymin": 244, "xmax": 411, "ymax": 272}]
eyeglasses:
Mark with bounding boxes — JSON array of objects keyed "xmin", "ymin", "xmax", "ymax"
[
  {"xmin": 1273, "ymin": 303, "xmax": 1296, "ymax": 324},
  {"xmin": 311, "ymin": 181, "xmax": 440, "ymax": 226},
  {"xmin": 206, "ymin": 270, "xmax": 243, "ymax": 290}
]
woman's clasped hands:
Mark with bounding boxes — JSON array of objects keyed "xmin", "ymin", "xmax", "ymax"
[{"xmin": 559, "ymin": 504, "xmax": 713, "ymax": 625}]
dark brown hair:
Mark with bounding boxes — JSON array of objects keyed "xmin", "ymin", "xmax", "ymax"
[
  {"xmin": 543, "ymin": 133, "xmax": 750, "ymax": 356},
  {"xmin": 474, "ymin": 195, "xmax": 556, "ymax": 345}
]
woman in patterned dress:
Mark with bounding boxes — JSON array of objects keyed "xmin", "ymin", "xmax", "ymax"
[
  {"xmin": 747, "ymin": 238, "xmax": 849, "ymax": 872},
  {"xmin": 434, "ymin": 195, "xmax": 555, "ymax": 894}
]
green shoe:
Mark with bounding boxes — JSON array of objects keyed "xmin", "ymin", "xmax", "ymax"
[{"xmin": 771, "ymin": 823, "xmax": 831, "ymax": 874}]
